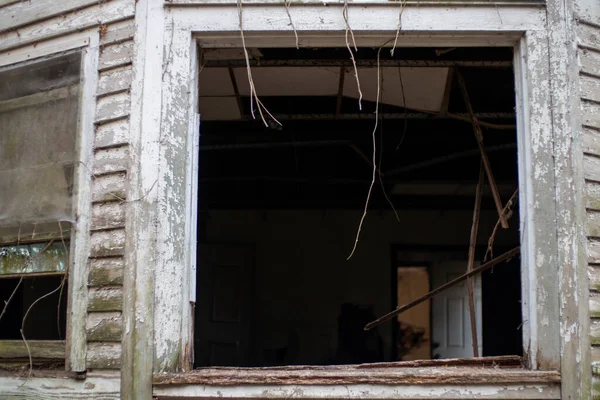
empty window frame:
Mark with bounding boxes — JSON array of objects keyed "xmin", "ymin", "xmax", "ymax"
[{"xmin": 0, "ymin": 52, "xmax": 82, "ymax": 367}]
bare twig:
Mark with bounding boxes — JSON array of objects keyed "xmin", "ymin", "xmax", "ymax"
[
  {"xmin": 390, "ymin": 0, "xmax": 408, "ymax": 56},
  {"xmin": 350, "ymin": 144, "xmax": 385, "ymax": 177},
  {"xmin": 237, "ymin": 0, "xmax": 281, "ymax": 127},
  {"xmin": 364, "ymin": 247, "xmax": 521, "ymax": 331},
  {"xmin": 455, "ymin": 69, "xmax": 508, "ymax": 228},
  {"xmin": 466, "ymin": 159, "xmax": 484, "ymax": 357},
  {"xmin": 343, "ymin": 0, "xmax": 362, "ymax": 110},
  {"xmin": 56, "ymin": 222, "xmax": 70, "ymax": 339},
  {"xmin": 485, "ymin": 189, "xmax": 519, "ymax": 262},
  {"xmin": 283, "ymin": 0, "xmax": 299, "ymax": 49},
  {"xmin": 347, "ymin": 45, "xmax": 384, "ymax": 260},
  {"xmin": 0, "ymin": 277, "xmax": 23, "ymax": 323},
  {"xmin": 377, "ymin": 71, "xmax": 400, "ymax": 222},
  {"xmin": 395, "ymin": 66, "xmax": 408, "ymax": 150}
]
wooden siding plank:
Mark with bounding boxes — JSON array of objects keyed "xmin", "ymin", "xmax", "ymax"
[
  {"xmin": 592, "ymin": 320, "xmax": 600, "ymax": 345},
  {"xmin": 0, "ymin": 340, "xmax": 64, "ymax": 359},
  {"xmin": 93, "ymin": 145, "xmax": 129, "ymax": 176},
  {"xmin": 97, "ymin": 66, "xmax": 133, "ymax": 97},
  {"xmin": 581, "ymin": 74, "xmax": 600, "ymax": 103},
  {"xmin": 99, "ymin": 41, "xmax": 134, "ymax": 71},
  {"xmin": 90, "ymin": 229, "xmax": 125, "ymax": 258},
  {"xmin": 580, "ymin": 49, "xmax": 600, "ymax": 78},
  {"xmin": 87, "ymin": 343, "xmax": 122, "ymax": 369},
  {"xmin": 0, "ymin": 0, "xmax": 134, "ymax": 53},
  {"xmin": 0, "ymin": 0, "xmax": 101, "ymax": 34},
  {"xmin": 578, "ymin": 22, "xmax": 600, "ymax": 53},
  {"xmin": 87, "ymin": 312, "xmax": 122, "ymax": 342},
  {"xmin": 91, "ymin": 202, "xmax": 126, "ymax": 231},
  {"xmin": 583, "ymin": 100, "xmax": 600, "ymax": 130},
  {"xmin": 100, "ymin": 18, "xmax": 136, "ymax": 46},
  {"xmin": 88, "ymin": 288, "xmax": 123, "ymax": 312},
  {"xmin": 96, "ymin": 118, "xmax": 130, "ymax": 149},
  {"xmin": 92, "ymin": 172, "xmax": 127, "ymax": 203},
  {"xmin": 588, "ymin": 210, "xmax": 600, "ymax": 237},
  {"xmin": 89, "ymin": 257, "xmax": 125, "ymax": 286},
  {"xmin": 590, "ymin": 265, "xmax": 600, "ymax": 292},
  {"xmin": 592, "ymin": 293, "xmax": 600, "ymax": 318},
  {"xmin": 584, "ymin": 127, "xmax": 600, "ymax": 157},
  {"xmin": 95, "ymin": 92, "xmax": 131, "ymax": 124},
  {"xmin": 0, "ymin": 375, "xmax": 120, "ymax": 399},
  {"xmin": 584, "ymin": 154, "xmax": 600, "ymax": 182}
]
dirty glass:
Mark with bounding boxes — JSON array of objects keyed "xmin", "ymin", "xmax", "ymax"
[{"xmin": 0, "ymin": 53, "xmax": 81, "ymax": 246}]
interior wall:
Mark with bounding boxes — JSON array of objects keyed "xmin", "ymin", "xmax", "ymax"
[{"xmin": 203, "ymin": 208, "xmax": 519, "ymax": 364}]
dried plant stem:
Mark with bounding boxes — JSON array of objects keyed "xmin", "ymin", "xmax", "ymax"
[
  {"xmin": 343, "ymin": 0, "xmax": 362, "ymax": 110},
  {"xmin": 284, "ymin": 0, "xmax": 299, "ymax": 49},
  {"xmin": 56, "ymin": 222, "xmax": 70, "ymax": 339},
  {"xmin": 395, "ymin": 66, "xmax": 408, "ymax": 150},
  {"xmin": 347, "ymin": 45, "xmax": 384, "ymax": 260},
  {"xmin": 0, "ymin": 277, "xmax": 23, "ymax": 323},
  {"xmin": 485, "ymin": 189, "xmax": 519, "ymax": 262},
  {"xmin": 237, "ymin": 0, "xmax": 281, "ymax": 127},
  {"xmin": 466, "ymin": 160, "xmax": 484, "ymax": 357},
  {"xmin": 390, "ymin": 0, "xmax": 408, "ymax": 56}
]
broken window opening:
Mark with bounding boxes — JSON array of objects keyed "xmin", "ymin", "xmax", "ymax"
[
  {"xmin": 0, "ymin": 52, "xmax": 81, "ymax": 367},
  {"xmin": 195, "ymin": 46, "xmax": 522, "ymax": 368}
]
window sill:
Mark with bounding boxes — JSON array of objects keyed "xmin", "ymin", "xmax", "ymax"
[{"xmin": 153, "ymin": 357, "xmax": 560, "ymax": 399}]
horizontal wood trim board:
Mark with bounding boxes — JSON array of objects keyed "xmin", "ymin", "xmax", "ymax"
[
  {"xmin": 98, "ymin": 41, "xmax": 134, "ymax": 71},
  {"xmin": 92, "ymin": 145, "xmax": 129, "ymax": 176},
  {"xmin": 97, "ymin": 66, "xmax": 133, "ymax": 97},
  {"xmin": 92, "ymin": 172, "xmax": 127, "ymax": 203},
  {"xmin": 86, "ymin": 312, "xmax": 123, "ymax": 342},
  {"xmin": 168, "ymin": 0, "xmax": 545, "ymax": 4},
  {"xmin": 89, "ymin": 257, "xmax": 125, "ymax": 286},
  {"xmin": 0, "ymin": 375, "xmax": 120, "ymax": 399},
  {"xmin": 154, "ymin": 368, "xmax": 560, "ymax": 386},
  {"xmin": 100, "ymin": 18, "xmax": 136, "ymax": 46},
  {"xmin": 91, "ymin": 202, "xmax": 126, "ymax": 231},
  {"xmin": 0, "ymin": 0, "xmax": 134, "ymax": 53},
  {"xmin": 0, "ymin": 340, "xmax": 64, "ymax": 359},
  {"xmin": 87, "ymin": 343, "xmax": 121, "ymax": 369}
]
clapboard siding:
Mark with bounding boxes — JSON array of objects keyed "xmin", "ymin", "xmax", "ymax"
[
  {"xmin": 577, "ymin": 10, "xmax": 600, "ymax": 396},
  {"xmin": 87, "ymin": 312, "xmax": 123, "ymax": 342},
  {"xmin": 99, "ymin": 40, "xmax": 134, "ymax": 71},
  {"xmin": 91, "ymin": 202, "xmax": 127, "ymax": 231},
  {"xmin": 97, "ymin": 66, "xmax": 133, "ymax": 97},
  {"xmin": 88, "ymin": 288, "xmax": 124, "ymax": 312},
  {"xmin": 87, "ymin": 343, "xmax": 122, "ymax": 369},
  {"xmin": 0, "ymin": 1, "xmax": 134, "ymax": 52},
  {"xmin": 93, "ymin": 145, "xmax": 129, "ymax": 176},
  {"xmin": 90, "ymin": 229, "xmax": 126, "ymax": 258},
  {"xmin": 92, "ymin": 172, "xmax": 127, "ymax": 203},
  {"xmin": 95, "ymin": 91, "xmax": 131, "ymax": 124},
  {"xmin": 89, "ymin": 257, "xmax": 125, "ymax": 287}
]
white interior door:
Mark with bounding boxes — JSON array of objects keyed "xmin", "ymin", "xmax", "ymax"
[{"xmin": 431, "ymin": 260, "xmax": 482, "ymax": 358}]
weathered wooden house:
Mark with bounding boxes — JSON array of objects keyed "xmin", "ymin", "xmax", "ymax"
[{"xmin": 0, "ymin": 0, "xmax": 599, "ymax": 398}]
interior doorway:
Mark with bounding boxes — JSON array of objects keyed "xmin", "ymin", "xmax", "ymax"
[{"xmin": 194, "ymin": 46, "xmax": 522, "ymax": 367}]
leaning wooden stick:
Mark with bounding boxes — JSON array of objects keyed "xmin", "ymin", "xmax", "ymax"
[
  {"xmin": 364, "ymin": 247, "xmax": 520, "ymax": 331},
  {"xmin": 466, "ymin": 159, "xmax": 484, "ymax": 357},
  {"xmin": 456, "ymin": 69, "xmax": 509, "ymax": 229}
]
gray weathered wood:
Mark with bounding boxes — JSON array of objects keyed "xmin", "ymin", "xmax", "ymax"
[
  {"xmin": 87, "ymin": 343, "xmax": 122, "ymax": 369},
  {"xmin": 90, "ymin": 229, "xmax": 126, "ymax": 258},
  {"xmin": 89, "ymin": 257, "xmax": 125, "ymax": 286},
  {"xmin": 86, "ymin": 312, "xmax": 123, "ymax": 342},
  {"xmin": 583, "ymin": 127, "xmax": 600, "ymax": 157},
  {"xmin": 100, "ymin": 18, "xmax": 136, "ymax": 46},
  {"xmin": 88, "ymin": 288, "xmax": 123, "ymax": 312},
  {"xmin": 91, "ymin": 202, "xmax": 126, "ymax": 231},
  {"xmin": 0, "ymin": 375, "xmax": 120, "ymax": 399},
  {"xmin": 590, "ymin": 265, "xmax": 600, "ymax": 292},
  {"xmin": 0, "ymin": 340, "xmax": 64, "ymax": 359},
  {"xmin": 97, "ymin": 66, "xmax": 133, "ymax": 97},
  {"xmin": 580, "ymin": 49, "xmax": 600, "ymax": 77},
  {"xmin": 586, "ymin": 181, "xmax": 600, "ymax": 210},
  {"xmin": 581, "ymin": 74, "xmax": 600, "ymax": 103},
  {"xmin": 591, "ymin": 294, "xmax": 600, "ymax": 318},
  {"xmin": 584, "ymin": 154, "xmax": 600, "ymax": 182},
  {"xmin": 93, "ymin": 145, "xmax": 129, "ymax": 176},
  {"xmin": 0, "ymin": 0, "xmax": 134, "ymax": 53},
  {"xmin": 588, "ymin": 211, "xmax": 600, "ymax": 237},
  {"xmin": 0, "ymin": 0, "xmax": 102, "ymax": 34},
  {"xmin": 92, "ymin": 172, "xmax": 127, "ymax": 203},
  {"xmin": 95, "ymin": 92, "xmax": 131, "ymax": 124},
  {"xmin": 591, "ymin": 320, "xmax": 600, "ymax": 345},
  {"xmin": 95, "ymin": 117, "xmax": 130, "ymax": 149},
  {"xmin": 583, "ymin": 100, "xmax": 600, "ymax": 130},
  {"xmin": 99, "ymin": 41, "xmax": 134, "ymax": 71},
  {"xmin": 589, "ymin": 239, "xmax": 600, "ymax": 263},
  {"xmin": 578, "ymin": 23, "xmax": 600, "ymax": 52}
]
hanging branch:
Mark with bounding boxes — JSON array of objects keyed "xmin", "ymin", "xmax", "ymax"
[
  {"xmin": 485, "ymin": 189, "xmax": 519, "ymax": 262},
  {"xmin": 466, "ymin": 159, "xmax": 484, "ymax": 357},
  {"xmin": 347, "ymin": 45, "xmax": 385, "ymax": 260},
  {"xmin": 343, "ymin": 0, "xmax": 363, "ymax": 110},
  {"xmin": 284, "ymin": 0, "xmax": 299, "ymax": 49},
  {"xmin": 390, "ymin": 0, "xmax": 408, "ymax": 56},
  {"xmin": 237, "ymin": 0, "xmax": 281, "ymax": 127},
  {"xmin": 455, "ymin": 68, "xmax": 508, "ymax": 229},
  {"xmin": 364, "ymin": 247, "xmax": 521, "ymax": 331}
]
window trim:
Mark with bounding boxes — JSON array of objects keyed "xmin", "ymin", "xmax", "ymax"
[
  {"xmin": 125, "ymin": 0, "xmax": 588, "ymax": 398},
  {"xmin": 0, "ymin": 29, "xmax": 100, "ymax": 372}
]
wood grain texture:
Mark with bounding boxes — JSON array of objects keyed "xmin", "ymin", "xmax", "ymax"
[
  {"xmin": 0, "ymin": 340, "xmax": 64, "ymax": 359},
  {"xmin": 88, "ymin": 288, "xmax": 123, "ymax": 312},
  {"xmin": 86, "ymin": 312, "xmax": 122, "ymax": 342},
  {"xmin": 97, "ymin": 66, "xmax": 133, "ymax": 97},
  {"xmin": 87, "ymin": 343, "xmax": 122, "ymax": 369},
  {"xmin": 90, "ymin": 229, "xmax": 126, "ymax": 258},
  {"xmin": 100, "ymin": 18, "xmax": 136, "ymax": 46},
  {"xmin": 92, "ymin": 172, "xmax": 127, "ymax": 203},
  {"xmin": 95, "ymin": 92, "xmax": 131, "ymax": 124},
  {"xmin": 93, "ymin": 145, "xmax": 129, "ymax": 176},
  {"xmin": 99, "ymin": 41, "xmax": 134, "ymax": 71},
  {"xmin": 89, "ymin": 257, "xmax": 125, "ymax": 286},
  {"xmin": 91, "ymin": 202, "xmax": 126, "ymax": 231}
]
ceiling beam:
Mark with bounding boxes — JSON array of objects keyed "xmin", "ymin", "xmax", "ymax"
[{"xmin": 204, "ymin": 59, "xmax": 512, "ymax": 68}]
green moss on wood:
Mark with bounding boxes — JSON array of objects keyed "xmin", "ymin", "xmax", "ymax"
[
  {"xmin": 89, "ymin": 265, "xmax": 124, "ymax": 286},
  {"xmin": 87, "ymin": 318, "xmax": 122, "ymax": 342},
  {"xmin": 88, "ymin": 290, "xmax": 123, "ymax": 312}
]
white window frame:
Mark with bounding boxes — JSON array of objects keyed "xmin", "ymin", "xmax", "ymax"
[
  {"xmin": 126, "ymin": 0, "xmax": 589, "ymax": 398},
  {"xmin": 0, "ymin": 29, "xmax": 99, "ymax": 372}
]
